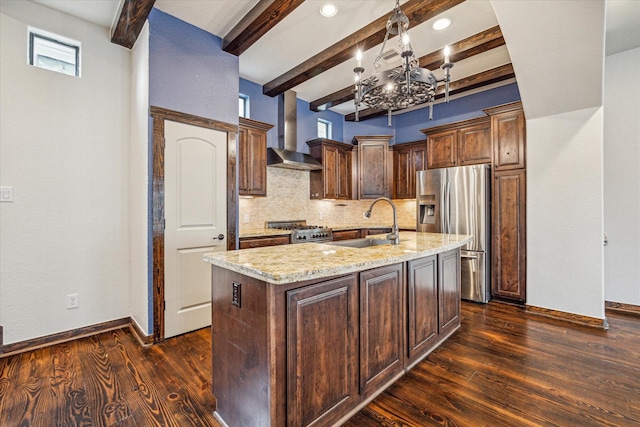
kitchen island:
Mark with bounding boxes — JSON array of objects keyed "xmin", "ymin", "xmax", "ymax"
[{"xmin": 204, "ymin": 231, "xmax": 472, "ymax": 427}]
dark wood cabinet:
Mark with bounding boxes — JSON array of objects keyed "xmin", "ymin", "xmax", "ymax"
[
  {"xmin": 286, "ymin": 275, "xmax": 359, "ymax": 426},
  {"xmin": 363, "ymin": 227, "xmax": 391, "ymax": 236},
  {"xmin": 485, "ymin": 102, "xmax": 525, "ymax": 171},
  {"xmin": 307, "ymin": 138, "xmax": 353, "ymax": 200},
  {"xmin": 422, "ymin": 117, "xmax": 491, "ymax": 169},
  {"xmin": 426, "ymin": 129, "xmax": 457, "ymax": 169},
  {"xmin": 353, "ymin": 135, "xmax": 391, "ymax": 199},
  {"xmin": 485, "ymin": 101, "xmax": 527, "ymax": 304},
  {"xmin": 238, "ymin": 117, "xmax": 273, "ymax": 196},
  {"xmin": 458, "ymin": 120, "xmax": 492, "ymax": 165},
  {"xmin": 406, "ymin": 256, "xmax": 438, "ymax": 366},
  {"xmin": 492, "ymin": 169, "xmax": 526, "ymax": 302},
  {"xmin": 238, "ymin": 235, "xmax": 289, "ymax": 249},
  {"xmin": 438, "ymin": 248, "xmax": 461, "ymax": 337},
  {"xmin": 393, "ymin": 141, "xmax": 427, "ymax": 199},
  {"xmin": 210, "ymin": 247, "xmax": 462, "ymax": 426},
  {"xmin": 359, "ymin": 263, "xmax": 404, "ymax": 396},
  {"xmin": 333, "ymin": 229, "xmax": 361, "ymax": 241}
]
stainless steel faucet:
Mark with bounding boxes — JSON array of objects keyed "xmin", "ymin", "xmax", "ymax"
[{"xmin": 363, "ymin": 197, "xmax": 400, "ymax": 245}]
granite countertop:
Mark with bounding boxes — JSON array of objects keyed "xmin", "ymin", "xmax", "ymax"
[{"xmin": 204, "ymin": 232, "xmax": 472, "ymax": 285}]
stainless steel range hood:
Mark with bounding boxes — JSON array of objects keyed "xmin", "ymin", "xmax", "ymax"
[{"xmin": 267, "ymin": 91, "xmax": 322, "ymax": 171}]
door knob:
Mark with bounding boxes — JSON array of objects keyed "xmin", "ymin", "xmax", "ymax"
[{"xmin": 215, "ymin": 234, "xmax": 224, "ymax": 240}]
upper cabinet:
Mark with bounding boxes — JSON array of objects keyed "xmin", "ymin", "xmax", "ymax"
[
  {"xmin": 421, "ymin": 117, "xmax": 492, "ymax": 169},
  {"xmin": 393, "ymin": 141, "xmax": 426, "ymax": 199},
  {"xmin": 484, "ymin": 102, "xmax": 526, "ymax": 171},
  {"xmin": 238, "ymin": 117, "xmax": 273, "ymax": 197},
  {"xmin": 307, "ymin": 138, "xmax": 353, "ymax": 200},
  {"xmin": 353, "ymin": 135, "xmax": 391, "ymax": 199}
]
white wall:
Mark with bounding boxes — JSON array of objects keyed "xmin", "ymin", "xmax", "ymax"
[
  {"xmin": 603, "ymin": 47, "xmax": 640, "ymax": 305},
  {"xmin": 129, "ymin": 23, "xmax": 150, "ymax": 334},
  {"xmin": 0, "ymin": 2, "xmax": 131, "ymax": 344},
  {"xmin": 492, "ymin": 0, "xmax": 606, "ymax": 320},
  {"xmin": 527, "ymin": 108, "xmax": 605, "ymax": 319}
]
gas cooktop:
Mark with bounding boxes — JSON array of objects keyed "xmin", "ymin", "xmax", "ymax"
[{"xmin": 266, "ymin": 220, "xmax": 333, "ymax": 244}]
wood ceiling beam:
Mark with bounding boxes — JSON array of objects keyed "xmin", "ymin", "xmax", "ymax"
[
  {"xmin": 344, "ymin": 63, "xmax": 516, "ymax": 121},
  {"xmin": 111, "ymin": 0, "xmax": 156, "ymax": 49},
  {"xmin": 223, "ymin": 0, "xmax": 305, "ymax": 56},
  {"xmin": 262, "ymin": 0, "xmax": 465, "ymax": 97},
  {"xmin": 310, "ymin": 26, "xmax": 505, "ymax": 112}
]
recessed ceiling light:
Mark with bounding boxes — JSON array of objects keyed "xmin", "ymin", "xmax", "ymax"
[
  {"xmin": 432, "ymin": 18, "xmax": 451, "ymax": 31},
  {"xmin": 319, "ymin": 4, "xmax": 337, "ymax": 18}
]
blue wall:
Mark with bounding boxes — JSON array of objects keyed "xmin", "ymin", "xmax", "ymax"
[
  {"xmin": 394, "ymin": 83, "xmax": 521, "ymax": 143},
  {"xmin": 149, "ymin": 9, "xmax": 239, "ymax": 125},
  {"xmin": 241, "ymin": 78, "xmax": 344, "ymax": 153}
]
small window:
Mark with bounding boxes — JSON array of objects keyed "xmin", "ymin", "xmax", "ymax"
[
  {"xmin": 239, "ymin": 94, "xmax": 249, "ymax": 118},
  {"xmin": 28, "ymin": 28, "xmax": 80, "ymax": 77},
  {"xmin": 318, "ymin": 118, "xmax": 332, "ymax": 139}
]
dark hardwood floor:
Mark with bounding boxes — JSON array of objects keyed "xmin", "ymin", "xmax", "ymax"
[{"xmin": 1, "ymin": 302, "xmax": 639, "ymax": 426}]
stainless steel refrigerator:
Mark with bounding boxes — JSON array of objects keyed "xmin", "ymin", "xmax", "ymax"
[{"xmin": 416, "ymin": 165, "xmax": 491, "ymax": 303}]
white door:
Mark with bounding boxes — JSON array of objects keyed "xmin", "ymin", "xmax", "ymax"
[{"xmin": 164, "ymin": 120, "xmax": 227, "ymax": 338}]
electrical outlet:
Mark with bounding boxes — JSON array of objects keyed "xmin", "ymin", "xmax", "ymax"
[
  {"xmin": 67, "ymin": 293, "xmax": 79, "ymax": 309},
  {"xmin": 243, "ymin": 213, "xmax": 249, "ymax": 223},
  {"xmin": 319, "ymin": 211, "xmax": 324, "ymax": 220}
]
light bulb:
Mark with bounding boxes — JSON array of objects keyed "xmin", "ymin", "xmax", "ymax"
[
  {"xmin": 402, "ymin": 33, "xmax": 410, "ymax": 45},
  {"xmin": 356, "ymin": 49, "xmax": 362, "ymax": 68},
  {"xmin": 444, "ymin": 45, "xmax": 451, "ymax": 63}
]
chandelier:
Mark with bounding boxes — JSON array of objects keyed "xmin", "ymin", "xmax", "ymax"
[{"xmin": 353, "ymin": 0, "xmax": 453, "ymax": 126}]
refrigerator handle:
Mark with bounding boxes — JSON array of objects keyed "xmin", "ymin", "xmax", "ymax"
[{"xmin": 446, "ymin": 180, "xmax": 451, "ymax": 234}]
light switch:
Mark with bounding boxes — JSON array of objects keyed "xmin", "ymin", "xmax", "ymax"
[{"xmin": 0, "ymin": 186, "xmax": 14, "ymax": 202}]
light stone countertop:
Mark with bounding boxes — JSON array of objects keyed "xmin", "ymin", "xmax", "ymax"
[{"xmin": 204, "ymin": 232, "xmax": 472, "ymax": 285}]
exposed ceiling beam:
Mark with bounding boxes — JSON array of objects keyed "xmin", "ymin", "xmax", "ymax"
[
  {"xmin": 111, "ymin": 0, "xmax": 156, "ymax": 49},
  {"xmin": 310, "ymin": 26, "xmax": 505, "ymax": 112},
  {"xmin": 262, "ymin": 0, "xmax": 465, "ymax": 97},
  {"xmin": 345, "ymin": 63, "xmax": 516, "ymax": 121},
  {"xmin": 223, "ymin": 0, "xmax": 305, "ymax": 56}
]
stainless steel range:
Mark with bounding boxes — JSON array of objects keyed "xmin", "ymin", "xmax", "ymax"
[{"xmin": 266, "ymin": 220, "xmax": 333, "ymax": 244}]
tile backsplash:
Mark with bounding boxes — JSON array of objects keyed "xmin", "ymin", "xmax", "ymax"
[{"xmin": 239, "ymin": 167, "xmax": 417, "ymax": 231}]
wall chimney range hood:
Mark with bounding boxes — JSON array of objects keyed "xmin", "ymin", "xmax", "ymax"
[{"xmin": 267, "ymin": 91, "xmax": 322, "ymax": 171}]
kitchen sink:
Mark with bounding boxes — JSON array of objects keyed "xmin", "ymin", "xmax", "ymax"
[{"xmin": 325, "ymin": 238, "xmax": 393, "ymax": 248}]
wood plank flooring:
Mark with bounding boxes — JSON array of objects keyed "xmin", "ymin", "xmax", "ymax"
[{"xmin": 1, "ymin": 302, "xmax": 639, "ymax": 426}]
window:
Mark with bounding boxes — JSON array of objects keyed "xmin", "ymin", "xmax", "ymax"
[
  {"xmin": 28, "ymin": 28, "xmax": 80, "ymax": 77},
  {"xmin": 239, "ymin": 94, "xmax": 249, "ymax": 118},
  {"xmin": 318, "ymin": 118, "xmax": 332, "ymax": 139}
]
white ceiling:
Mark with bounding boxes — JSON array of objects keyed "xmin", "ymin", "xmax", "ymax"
[{"xmin": 28, "ymin": 0, "xmax": 640, "ymax": 118}]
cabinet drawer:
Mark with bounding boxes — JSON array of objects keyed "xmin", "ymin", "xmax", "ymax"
[
  {"xmin": 333, "ymin": 230, "xmax": 362, "ymax": 241},
  {"xmin": 239, "ymin": 235, "xmax": 290, "ymax": 249}
]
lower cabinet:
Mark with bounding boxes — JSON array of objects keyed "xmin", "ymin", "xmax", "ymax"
[
  {"xmin": 359, "ymin": 263, "xmax": 404, "ymax": 396},
  {"xmin": 438, "ymin": 248, "xmax": 462, "ymax": 337},
  {"xmin": 286, "ymin": 275, "xmax": 359, "ymax": 427},
  {"xmin": 211, "ymin": 248, "xmax": 461, "ymax": 427},
  {"xmin": 407, "ymin": 256, "xmax": 438, "ymax": 365}
]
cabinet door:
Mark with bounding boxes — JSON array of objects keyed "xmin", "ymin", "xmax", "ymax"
[
  {"xmin": 427, "ymin": 130, "xmax": 457, "ymax": 169},
  {"xmin": 492, "ymin": 170, "xmax": 526, "ymax": 302},
  {"xmin": 458, "ymin": 121, "xmax": 492, "ymax": 165},
  {"xmin": 407, "ymin": 256, "xmax": 438, "ymax": 365},
  {"xmin": 323, "ymin": 145, "xmax": 339, "ymax": 198},
  {"xmin": 359, "ymin": 263, "xmax": 404, "ymax": 396},
  {"xmin": 492, "ymin": 109, "xmax": 525, "ymax": 171},
  {"xmin": 336, "ymin": 147, "xmax": 351, "ymax": 199},
  {"xmin": 358, "ymin": 141, "xmax": 389, "ymax": 199},
  {"xmin": 287, "ymin": 275, "xmax": 359, "ymax": 427},
  {"xmin": 238, "ymin": 122, "xmax": 269, "ymax": 197},
  {"xmin": 438, "ymin": 249, "xmax": 461, "ymax": 337},
  {"xmin": 394, "ymin": 148, "xmax": 412, "ymax": 199}
]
